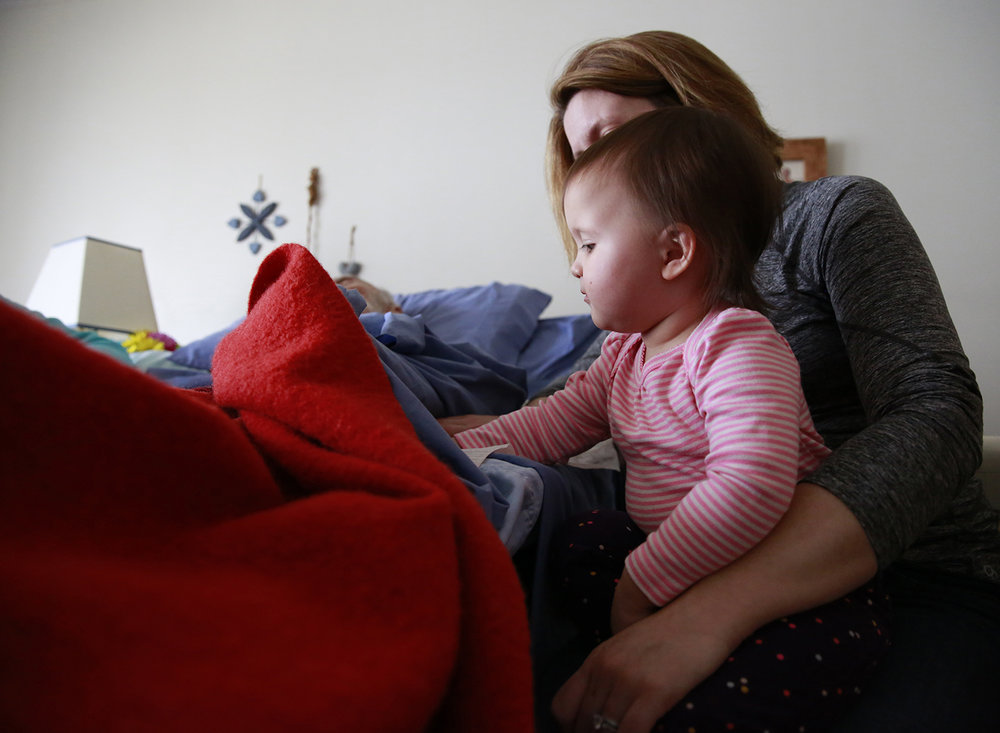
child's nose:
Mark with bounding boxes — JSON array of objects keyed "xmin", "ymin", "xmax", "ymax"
[{"xmin": 570, "ymin": 257, "xmax": 582, "ymax": 278}]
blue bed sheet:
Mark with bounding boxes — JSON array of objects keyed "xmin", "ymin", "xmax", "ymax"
[{"xmin": 140, "ymin": 283, "xmax": 607, "ymax": 554}]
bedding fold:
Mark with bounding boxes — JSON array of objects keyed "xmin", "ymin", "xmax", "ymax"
[{"xmin": 0, "ymin": 242, "xmax": 533, "ymax": 733}]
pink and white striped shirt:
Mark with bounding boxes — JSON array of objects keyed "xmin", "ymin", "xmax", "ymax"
[{"xmin": 456, "ymin": 307, "xmax": 830, "ymax": 606}]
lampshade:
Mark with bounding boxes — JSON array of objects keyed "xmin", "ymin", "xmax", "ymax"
[{"xmin": 26, "ymin": 236, "xmax": 158, "ymax": 334}]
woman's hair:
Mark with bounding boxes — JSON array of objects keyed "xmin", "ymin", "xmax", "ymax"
[
  {"xmin": 546, "ymin": 31, "xmax": 784, "ymax": 260},
  {"xmin": 566, "ymin": 106, "xmax": 781, "ymax": 313}
]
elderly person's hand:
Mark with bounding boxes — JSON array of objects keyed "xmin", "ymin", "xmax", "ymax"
[
  {"xmin": 437, "ymin": 414, "xmax": 498, "ymax": 436},
  {"xmin": 335, "ymin": 276, "xmax": 403, "ymax": 314}
]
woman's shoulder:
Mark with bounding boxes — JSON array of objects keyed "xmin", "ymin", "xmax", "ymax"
[
  {"xmin": 775, "ymin": 175, "xmax": 918, "ymax": 267},
  {"xmin": 783, "ymin": 175, "xmax": 901, "ymax": 219},
  {"xmin": 784, "ymin": 173, "xmax": 892, "ymax": 195}
]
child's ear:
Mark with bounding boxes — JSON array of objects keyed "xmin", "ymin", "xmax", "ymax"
[{"xmin": 658, "ymin": 224, "xmax": 697, "ymax": 281}]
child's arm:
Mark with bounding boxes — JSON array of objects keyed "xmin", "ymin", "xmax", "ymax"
[
  {"xmin": 452, "ymin": 335, "xmax": 624, "ymax": 463},
  {"xmin": 625, "ymin": 310, "xmax": 829, "ymax": 608}
]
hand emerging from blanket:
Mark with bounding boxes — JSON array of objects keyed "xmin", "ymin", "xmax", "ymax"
[
  {"xmin": 335, "ymin": 276, "xmax": 403, "ymax": 314},
  {"xmin": 438, "ymin": 414, "xmax": 498, "ymax": 436}
]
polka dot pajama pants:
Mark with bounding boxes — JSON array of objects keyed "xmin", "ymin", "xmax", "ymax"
[{"xmin": 550, "ymin": 510, "xmax": 892, "ymax": 733}]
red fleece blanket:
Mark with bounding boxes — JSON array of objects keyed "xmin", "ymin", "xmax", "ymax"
[{"xmin": 0, "ymin": 243, "xmax": 533, "ymax": 732}]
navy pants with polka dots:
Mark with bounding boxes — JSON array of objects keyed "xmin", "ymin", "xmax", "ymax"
[{"xmin": 549, "ymin": 509, "xmax": 892, "ymax": 733}]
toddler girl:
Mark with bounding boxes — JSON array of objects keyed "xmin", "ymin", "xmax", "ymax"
[
  {"xmin": 449, "ymin": 107, "xmax": 890, "ymax": 731},
  {"xmin": 455, "ymin": 106, "xmax": 832, "ymax": 621}
]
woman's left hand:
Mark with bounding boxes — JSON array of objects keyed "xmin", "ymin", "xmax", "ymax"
[
  {"xmin": 553, "ymin": 483, "xmax": 881, "ymax": 733},
  {"xmin": 551, "ymin": 603, "xmax": 733, "ymax": 733}
]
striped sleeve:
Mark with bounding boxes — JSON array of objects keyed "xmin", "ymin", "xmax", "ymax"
[
  {"xmin": 454, "ymin": 334, "xmax": 627, "ymax": 462},
  {"xmin": 625, "ymin": 310, "xmax": 829, "ymax": 606}
]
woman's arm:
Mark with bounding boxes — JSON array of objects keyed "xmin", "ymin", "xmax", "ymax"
[
  {"xmin": 553, "ymin": 481, "xmax": 875, "ymax": 733},
  {"xmin": 770, "ymin": 178, "xmax": 983, "ymax": 567}
]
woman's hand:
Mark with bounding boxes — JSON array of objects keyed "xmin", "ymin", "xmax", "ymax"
[
  {"xmin": 552, "ymin": 483, "xmax": 878, "ymax": 733},
  {"xmin": 436, "ymin": 414, "xmax": 498, "ymax": 436},
  {"xmin": 609, "ymin": 568, "xmax": 657, "ymax": 635},
  {"xmin": 552, "ymin": 602, "xmax": 736, "ymax": 733}
]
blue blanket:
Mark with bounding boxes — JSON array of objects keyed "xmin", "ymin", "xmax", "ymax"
[{"xmin": 138, "ymin": 282, "xmax": 605, "ymax": 553}]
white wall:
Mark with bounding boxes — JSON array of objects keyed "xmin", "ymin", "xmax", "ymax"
[{"xmin": 1, "ymin": 0, "xmax": 998, "ymax": 431}]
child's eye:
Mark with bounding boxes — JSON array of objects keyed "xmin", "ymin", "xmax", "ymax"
[{"xmin": 580, "ymin": 243, "xmax": 595, "ymax": 253}]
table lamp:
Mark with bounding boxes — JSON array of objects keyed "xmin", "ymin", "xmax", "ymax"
[{"xmin": 26, "ymin": 236, "xmax": 158, "ymax": 335}]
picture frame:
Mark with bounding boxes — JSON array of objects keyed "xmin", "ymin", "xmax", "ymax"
[{"xmin": 780, "ymin": 137, "xmax": 827, "ymax": 182}]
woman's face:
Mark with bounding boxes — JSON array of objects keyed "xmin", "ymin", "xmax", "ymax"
[{"xmin": 562, "ymin": 89, "xmax": 658, "ymax": 158}]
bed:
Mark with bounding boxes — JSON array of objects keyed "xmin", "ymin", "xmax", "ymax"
[
  {"xmin": 0, "ymin": 243, "xmax": 612, "ymax": 732},
  {"xmin": 125, "ymin": 250, "xmax": 608, "ymax": 552}
]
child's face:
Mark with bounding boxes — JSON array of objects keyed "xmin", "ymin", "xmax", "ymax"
[{"xmin": 564, "ymin": 171, "xmax": 669, "ymax": 334}]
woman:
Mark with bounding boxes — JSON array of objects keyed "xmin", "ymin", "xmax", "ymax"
[{"xmin": 540, "ymin": 31, "xmax": 1000, "ymax": 733}]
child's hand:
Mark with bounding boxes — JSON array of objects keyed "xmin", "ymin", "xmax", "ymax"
[
  {"xmin": 610, "ymin": 568, "xmax": 658, "ymax": 634},
  {"xmin": 437, "ymin": 414, "xmax": 498, "ymax": 436}
]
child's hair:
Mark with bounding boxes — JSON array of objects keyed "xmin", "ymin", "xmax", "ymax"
[
  {"xmin": 565, "ymin": 106, "xmax": 781, "ymax": 313},
  {"xmin": 546, "ymin": 32, "xmax": 784, "ymax": 261}
]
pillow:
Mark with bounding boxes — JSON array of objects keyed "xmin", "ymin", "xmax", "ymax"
[
  {"xmin": 169, "ymin": 284, "xmax": 549, "ymax": 372},
  {"xmin": 167, "ymin": 319, "xmax": 243, "ymax": 371},
  {"xmin": 395, "ymin": 282, "xmax": 551, "ymax": 365},
  {"xmin": 516, "ymin": 315, "xmax": 602, "ymax": 397}
]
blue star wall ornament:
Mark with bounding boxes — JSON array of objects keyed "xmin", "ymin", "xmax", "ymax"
[{"xmin": 227, "ymin": 179, "xmax": 287, "ymax": 254}]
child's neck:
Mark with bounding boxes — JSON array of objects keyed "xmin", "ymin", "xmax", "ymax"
[{"xmin": 641, "ymin": 299, "xmax": 714, "ymax": 359}]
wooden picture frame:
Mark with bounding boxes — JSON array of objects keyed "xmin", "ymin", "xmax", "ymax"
[{"xmin": 780, "ymin": 137, "xmax": 827, "ymax": 182}]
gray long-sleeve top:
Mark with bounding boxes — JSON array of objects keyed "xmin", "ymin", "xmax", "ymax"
[{"xmin": 760, "ymin": 176, "xmax": 999, "ymax": 581}]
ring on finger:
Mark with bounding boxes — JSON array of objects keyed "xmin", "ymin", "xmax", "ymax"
[{"xmin": 592, "ymin": 713, "xmax": 619, "ymax": 731}]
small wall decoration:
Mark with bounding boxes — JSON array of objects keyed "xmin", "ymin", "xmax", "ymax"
[
  {"xmin": 305, "ymin": 167, "xmax": 321, "ymax": 254},
  {"xmin": 339, "ymin": 225, "xmax": 362, "ymax": 276},
  {"xmin": 227, "ymin": 176, "xmax": 287, "ymax": 254}
]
